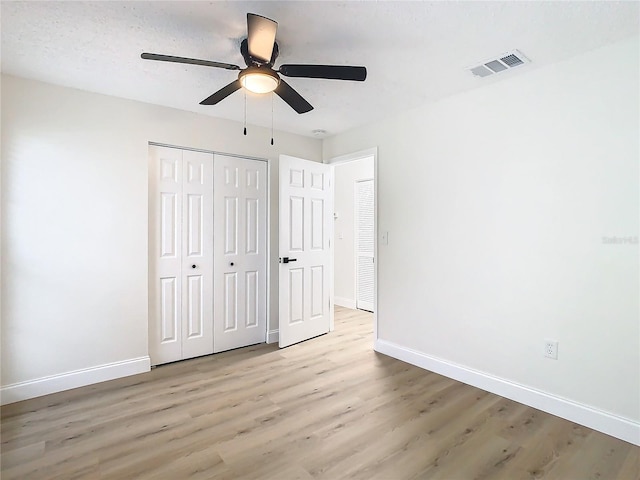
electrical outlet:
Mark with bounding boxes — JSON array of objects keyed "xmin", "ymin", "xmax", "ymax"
[{"xmin": 544, "ymin": 340, "xmax": 558, "ymax": 360}]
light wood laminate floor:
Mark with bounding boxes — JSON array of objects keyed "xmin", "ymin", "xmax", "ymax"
[{"xmin": 1, "ymin": 307, "xmax": 638, "ymax": 479}]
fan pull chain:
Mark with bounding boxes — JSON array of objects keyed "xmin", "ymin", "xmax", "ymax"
[
  {"xmin": 270, "ymin": 93, "xmax": 274, "ymax": 146},
  {"xmin": 243, "ymin": 90, "xmax": 247, "ymax": 136}
]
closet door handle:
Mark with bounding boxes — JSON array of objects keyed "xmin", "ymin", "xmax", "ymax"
[
  {"xmin": 230, "ymin": 262, "xmax": 234, "ymax": 266},
  {"xmin": 191, "ymin": 265, "xmax": 197, "ymax": 269}
]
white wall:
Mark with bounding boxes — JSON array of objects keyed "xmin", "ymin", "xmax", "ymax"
[
  {"xmin": 323, "ymin": 36, "xmax": 639, "ymax": 443},
  {"xmin": 332, "ymin": 157, "xmax": 374, "ymax": 308},
  {"xmin": 1, "ymin": 75, "xmax": 321, "ymax": 401}
]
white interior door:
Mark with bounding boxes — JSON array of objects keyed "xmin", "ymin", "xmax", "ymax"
[
  {"xmin": 181, "ymin": 150, "xmax": 214, "ymax": 359},
  {"xmin": 279, "ymin": 155, "xmax": 333, "ymax": 348},
  {"xmin": 213, "ymin": 155, "xmax": 268, "ymax": 352},
  {"xmin": 356, "ymin": 179, "xmax": 375, "ymax": 312},
  {"xmin": 150, "ymin": 145, "xmax": 183, "ymax": 364},
  {"xmin": 149, "ymin": 145, "xmax": 213, "ymax": 365}
]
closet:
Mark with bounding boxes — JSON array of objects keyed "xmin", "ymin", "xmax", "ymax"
[{"xmin": 148, "ymin": 145, "xmax": 267, "ymax": 366}]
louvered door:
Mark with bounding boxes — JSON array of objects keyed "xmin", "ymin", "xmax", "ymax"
[{"xmin": 356, "ymin": 179, "xmax": 375, "ymax": 312}]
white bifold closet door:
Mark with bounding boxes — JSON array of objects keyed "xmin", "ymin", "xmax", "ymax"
[
  {"xmin": 149, "ymin": 146, "xmax": 268, "ymax": 366},
  {"xmin": 213, "ymin": 155, "xmax": 268, "ymax": 352},
  {"xmin": 149, "ymin": 146, "xmax": 214, "ymax": 365},
  {"xmin": 356, "ymin": 179, "xmax": 375, "ymax": 312}
]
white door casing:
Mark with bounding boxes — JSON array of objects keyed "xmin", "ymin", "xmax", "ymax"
[
  {"xmin": 356, "ymin": 179, "xmax": 375, "ymax": 312},
  {"xmin": 149, "ymin": 146, "xmax": 214, "ymax": 365},
  {"xmin": 213, "ymin": 155, "xmax": 268, "ymax": 352},
  {"xmin": 279, "ymin": 155, "xmax": 333, "ymax": 348}
]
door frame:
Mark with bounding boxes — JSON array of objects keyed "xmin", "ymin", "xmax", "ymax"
[
  {"xmin": 148, "ymin": 142, "xmax": 272, "ymax": 357},
  {"xmin": 326, "ymin": 147, "xmax": 378, "ymax": 342}
]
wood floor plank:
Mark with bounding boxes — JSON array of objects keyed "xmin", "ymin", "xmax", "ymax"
[{"xmin": 1, "ymin": 306, "xmax": 637, "ymax": 479}]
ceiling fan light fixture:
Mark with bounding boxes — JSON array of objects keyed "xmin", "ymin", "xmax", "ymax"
[
  {"xmin": 239, "ymin": 67, "xmax": 280, "ymax": 94},
  {"xmin": 143, "ymin": 12, "xmax": 366, "ymax": 114}
]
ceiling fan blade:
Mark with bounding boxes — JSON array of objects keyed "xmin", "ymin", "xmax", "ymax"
[
  {"xmin": 275, "ymin": 79, "xmax": 313, "ymax": 114},
  {"xmin": 141, "ymin": 53, "xmax": 240, "ymax": 71},
  {"xmin": 200, "ymin": 80, "xmax": 242, "ymax": 105},
  {"xmin": 247, "ymin": 13, "xmax": 277, "ymax": 62},
  {"xmin": 279, "ymin": 64, "xmax": 367, "ymax": 81}
]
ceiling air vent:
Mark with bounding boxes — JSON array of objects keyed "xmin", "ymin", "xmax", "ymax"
[{"xmin": 469, "ymin": 50, "xmax": 530, "ymax": 78}]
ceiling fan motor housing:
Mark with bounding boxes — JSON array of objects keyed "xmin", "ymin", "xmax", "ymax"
[{"xmin": 240, "ymin": 38, "xmax": 279, "ymax": 67}]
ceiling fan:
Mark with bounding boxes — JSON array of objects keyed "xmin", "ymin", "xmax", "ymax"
[{"xmin": 141, "ymin": 13, "xmax": 367, "ymax": 114}]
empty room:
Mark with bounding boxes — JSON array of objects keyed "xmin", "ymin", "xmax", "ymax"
[{"xmin": 1, "ymin": 1, "xmax": 638, "ymax": 479}]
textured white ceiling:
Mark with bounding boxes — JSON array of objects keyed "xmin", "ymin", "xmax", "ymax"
[{"xmin": 2, "ymin": 1, "xmax": 638, "ymax": 138}]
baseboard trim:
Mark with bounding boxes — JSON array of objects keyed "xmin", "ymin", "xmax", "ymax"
[
  {"xmin": 374, "ymin": 339, "xmax": 640, "ymax": 446},
  {"xmin": 0, "ymin": 356, "xmax": 151, "ymax": 405},
  {"xmin": 334, "ymin": 297, "xmax": 356, "ymax": 309},
  {"xmin": 267, "ymin": 329, "xmax": 279, "ymax": 344}
]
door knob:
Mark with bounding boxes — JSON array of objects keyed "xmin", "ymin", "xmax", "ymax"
[
  {"xmin": 230, "ymin": 262, "xmax": 234, "ymax": 266},
  {"xmin": 191, "ymin": 265, "xmax": 197, "ymax": 269}
]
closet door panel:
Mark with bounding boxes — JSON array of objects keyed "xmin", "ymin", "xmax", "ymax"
[
  {"xmin": 150, "ymin": 147, "xmax": 214, "ymax": 366},
  {"xmin": 181, "ymin": 149, "xmax": 214, "ymax": 359},
  {"xmin": 214, "ymin": 155, "xmax": 267, "ymax": 352},
  {"xmin": 149, "ymin": 145, "xmax": 183, "ymax": 365}
]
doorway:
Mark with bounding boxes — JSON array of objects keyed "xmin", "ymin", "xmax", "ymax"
[{"xmin": 329, "ymin": 149, "xmax": 377, "ymax": 318}]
